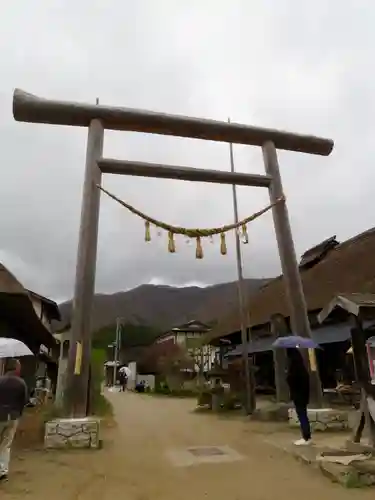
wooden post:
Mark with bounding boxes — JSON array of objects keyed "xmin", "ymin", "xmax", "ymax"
[
  {"xmin": 64, "ymin": 119, "xmax": 104, "ymax": 417},
  {"xmin": 270, "ymin": 314, "xmax": 290, "ymax": 402},
  {"xmin": 349, "ymin": 314, "xmax": 375, "ymax": 446},
  {"xmin": 262, "ymin": 141, "xmax": 322, "ymax": 406},
  {"xmin": 13, "ymin": 89, "xmax": 334, "ymax": 155}
]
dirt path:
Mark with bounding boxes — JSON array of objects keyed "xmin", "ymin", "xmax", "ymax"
[{"xmin": 2, "ymin": 391, "xmax": 374, "ymax": 499}]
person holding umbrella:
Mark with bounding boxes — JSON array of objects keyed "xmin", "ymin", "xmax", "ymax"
[
  {"xmin": 0, "ymin": 358, "xmax": 28, "ymax": 481},
  {"xmin": 118, "ymin": 366, "xmax": 131, "ymax": 392},
  {"xmin": 286, "ymin": 348, "xmax": 312, "ymax": 446},
  {"xmin": 273, "ymin": 335, "xmax": 317, "ymax": 446},
  {"xmin": 118, "ymin": 368, "xmax": 127, "ymax": 392},
  {"xmin": 0, "ymin": 338, "xmax": 33, "ymax": 481}
]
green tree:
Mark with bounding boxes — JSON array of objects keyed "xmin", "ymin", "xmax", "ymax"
[{"xmin": 92, "ymin": 322, "xmax": 161, "ymax": 350}]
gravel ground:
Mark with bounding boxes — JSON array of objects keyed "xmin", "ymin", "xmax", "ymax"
[{"xmin": 2, "ymin": 391, "xmax": 374, "ymax": 499}]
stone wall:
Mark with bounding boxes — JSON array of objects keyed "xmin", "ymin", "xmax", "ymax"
[
  {"xmin": 288, "ymin": 408, "xmax": 349, "ymax": 431},
  {"xmin": 44, "ymin": 417, "xmax": 100, "ymax": 449}
]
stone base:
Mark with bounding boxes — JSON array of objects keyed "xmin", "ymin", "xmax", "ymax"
[
  {"xmin": 252, "ymin": 402, "xmax": 291, "ymax": 422},
  {"xmin": 44, "ymin": 417, "xmax": 100, "ymax": 449},
  {"xmin": 318, "ymin": 453, "xmax": 375, "ymax": 487},
  {"xmin": 288, "ymin": 408, "xmax": 349, "ymax": 431},
  {"xmin": 266, "ymin": 433, "xmax": 375, "ymax": 488}
]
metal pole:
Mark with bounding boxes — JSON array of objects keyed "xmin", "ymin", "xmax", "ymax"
[
  {"xmin": 228, "ymin": 118, "xmax": 256, "ymax": 414},
  {"xmin": 118, "ymin": 319, "xmax": 122, "ymax": 359},
  {"xmin": 262, "ymin": 141, "xmax": 322, "ymax": 406},
  {"xmin": 63, "ymin": 119, "xmax": 104, "ymax": 417},
  {"xmin": 112, "ymin": 319, "xmax": 120, "ymax": 387}
]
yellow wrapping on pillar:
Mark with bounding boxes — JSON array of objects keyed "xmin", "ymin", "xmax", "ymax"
[
  {"xmin": 145, "ymin": 221, "xmax": 151, "ymax": 242},
  {"xmin": 74, "ymin": 342, "xmax": 82, "ymax": 375},
  {"xmin": 308, "ymin": 348, "xmax": 317, "ymax": 372},
  {"xmin": 220, "ymin": 233, "xmax": 227, "ymax": 255},
  {"xmin": 241, "ymin": 224, "xmax": 249, "ymax": 244},
  {"xmin": 168, "ymin": 231, "xmax": 176, "ymax": 253},
  {"xmin": 196, "ymin": 236, "xmax": 203, "ymax": 259}
]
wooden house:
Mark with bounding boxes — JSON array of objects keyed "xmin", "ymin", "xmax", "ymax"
[
  {"xmin": 203, "ymin": 227, "xmax": 375, "ymax": 396},
  {"xmin": 0, "ymin": 262, "xmax": 60, "ymax": 389},
  {"xmin": 156, "ymin": 320, "xmax": 219, "ymax": 373}
]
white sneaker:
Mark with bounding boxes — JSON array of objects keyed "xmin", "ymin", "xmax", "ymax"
[{"xmin": 294, "ymin": 438, "xmax": 312, "ymax": 446}]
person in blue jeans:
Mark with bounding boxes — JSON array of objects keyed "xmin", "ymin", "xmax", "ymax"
[{"xmin": 286, "ymin": 348, "xmax": 312, "ymax": 446}]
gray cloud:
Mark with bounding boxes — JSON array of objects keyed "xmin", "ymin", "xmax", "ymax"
[{"xmin": 1, "ymin": 0, "xmax": 374, "ymax": 302}]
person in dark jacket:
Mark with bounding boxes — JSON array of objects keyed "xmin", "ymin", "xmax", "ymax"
[
  {"xmin": 0, "ymin": 359, "xmax": 28, "ymax": 480},
  {"xmin": 118, "ymin": 370, "xmax": 127, "ymax": 392},
  {"xmin": 286, "ymin": 348, "xmax": 312, "ymax": 446}
]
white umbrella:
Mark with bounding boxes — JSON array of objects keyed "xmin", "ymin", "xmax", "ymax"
[
  {"xmin": 119, "ymin": 366, "xmax": 131, "ymax": 377},
  {"xmin": 0, "ymin": 338, "xmax": 33, "ymax": 358}
]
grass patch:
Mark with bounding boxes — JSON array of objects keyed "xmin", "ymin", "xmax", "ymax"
[
  {"xmin": 90, "ymin": 393, "xmax": 113, "ymax": 417},
  {"xmin": 141, "ymin": 388, "xmax": 198, "ymax": 399},
  {"xmin": 89, "ymin": 349, "xmax": 114, "ymax": 421},
  {"xmin": 14, "ymin": 403, "xmax": 56, "ymax": 450},
  {"xmin": 343, "ymin": 469, "xmax": 374, "ymax": 489}
]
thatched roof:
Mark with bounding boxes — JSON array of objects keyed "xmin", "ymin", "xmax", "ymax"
[
  {"xmin": 171, "ymin": 320, "xmax": 211, "ymax": 333},
  {"xmin": 206, "ymin": 226, "xmax": 375, "ymax": 344},
  {"xmin": 0, "ymin": 263, "xmax": 25, "ymax": 294},
  {"xmin": 0, "ymin": 262, "xmax": 58, "ymax": 349}
]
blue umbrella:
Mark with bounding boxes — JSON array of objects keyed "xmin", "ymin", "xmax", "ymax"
[{"xmin": 272, "ymin": 335, "xmax": 319, "ymax": 349}]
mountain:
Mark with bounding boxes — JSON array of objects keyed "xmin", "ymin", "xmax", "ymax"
[{"xmin": 57, "ymin": 279, "xmax": 269, "ymax": 333}]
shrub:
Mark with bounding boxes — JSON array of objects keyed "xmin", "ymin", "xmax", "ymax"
[
  {"xmin": 155, "ymin": 384, "xmax": 171, "ymax": 395},
  {"xmin": 89, "ymin": 349, "xmax": 113, "ymax": 417}
]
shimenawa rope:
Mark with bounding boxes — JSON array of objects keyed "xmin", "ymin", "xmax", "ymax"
[{"xmin": 97, "ymin": 184, "xmax": 285, "ymax": 259}]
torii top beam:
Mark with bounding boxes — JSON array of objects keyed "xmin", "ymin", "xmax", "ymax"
[{"xmin": 13, "ymin": 89, "xmax": 333, "ymax": 156}]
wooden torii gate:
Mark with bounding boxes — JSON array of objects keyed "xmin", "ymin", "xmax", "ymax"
[{"xmin": 13, "ymin": 89, "xmax": 334, "ymax": 417}]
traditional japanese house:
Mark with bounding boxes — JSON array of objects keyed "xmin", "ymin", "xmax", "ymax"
[
  {"xmin": 0, "ymin": 262, "xmax": 60, "ymax": 390},
  {"xmin": 156, "ymin": 320, "xmax": 219, "ymax": 373},
  {"xmin": 203, "ymin": 227, "xmax": 375, "ymax": 398}
]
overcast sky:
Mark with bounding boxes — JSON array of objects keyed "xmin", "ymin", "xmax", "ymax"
[{"xmin": 0, "ymin": 1, "xmax": 374, "ymax": 303}]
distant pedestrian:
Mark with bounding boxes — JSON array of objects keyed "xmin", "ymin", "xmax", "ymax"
[
  {"xmin": 286, "ymin": 348, "xmax": 312, "ymax": 446},
  {"xmin": 0, "ymin": 359, "xmax": 28, "ymax": 481},
  {"xmin": 118, "ymin": 371, "xmax": 127, "ymax": 392},
  {"xmin": 135, "ymin": 380, "xmax": 145, "ymax": 393}
]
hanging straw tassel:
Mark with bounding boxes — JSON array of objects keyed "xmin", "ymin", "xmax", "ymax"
[
  {"xmin": 195, "ymin": 236, "xmax": 203, "ymax": 259},
  {"xmin": 241, "ymin": 224, "xmax": 249, "ymax": 244},
  {"xmin": 145, "ymin": 221, "xmax": 151, "ymax": 242},
  {"xmin": 168, "ymin": 231, "xmax": 176, "ymax": 253},
  {"xmin": 220, "ymin": 233, "xmax": 227, "ymax": 255}
]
